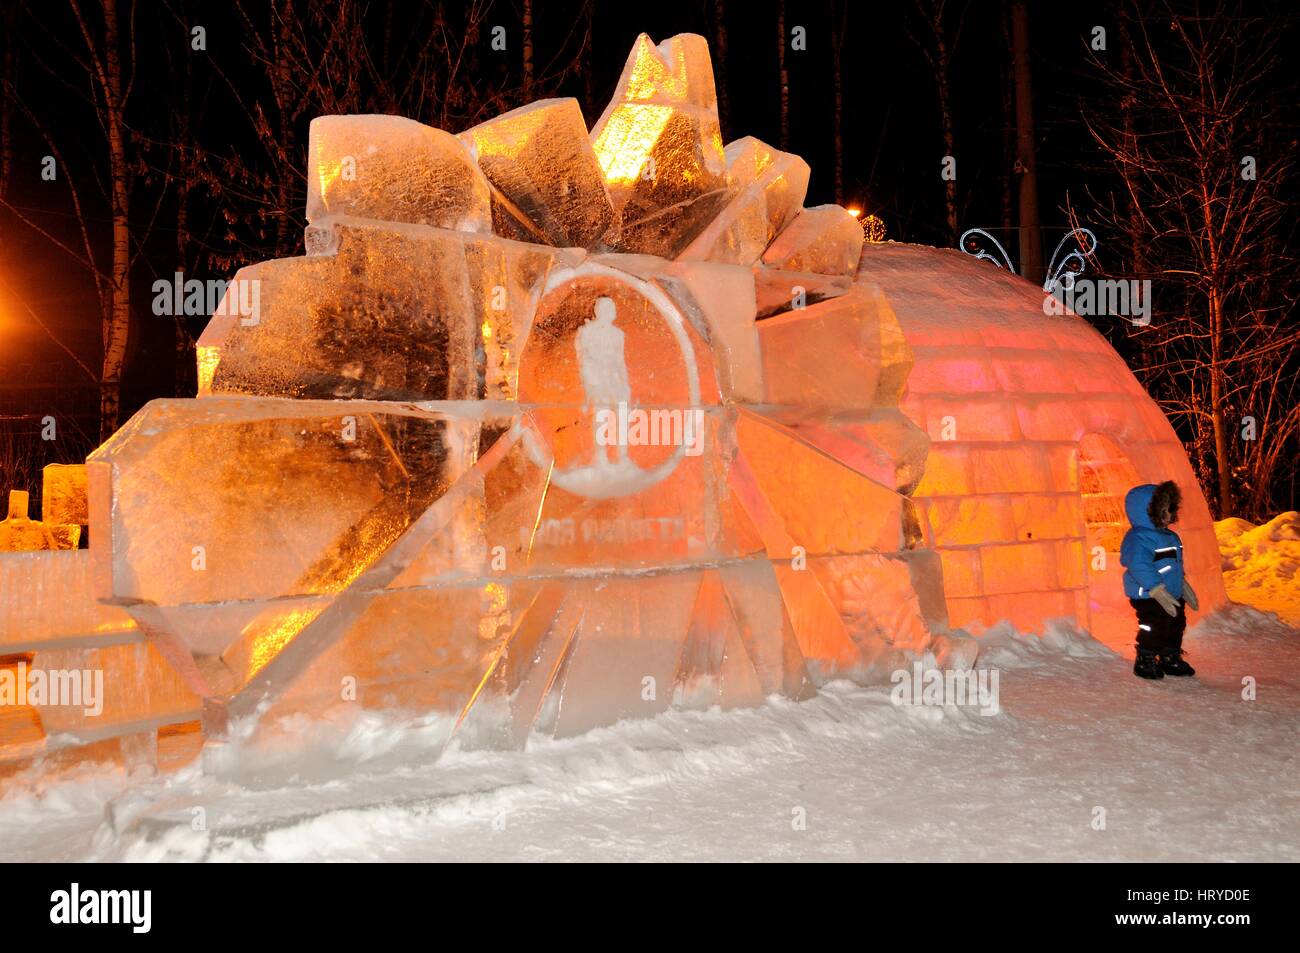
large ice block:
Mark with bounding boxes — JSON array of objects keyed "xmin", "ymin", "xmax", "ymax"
[
  {"xmin": 41, "ymin": 464, "xmax": 89, "ymax": 525},
  {"xmin": 0, "ymin": 551, "xmax": 136, "ymax": 649},
  {"xmin": 0, "ymin": 491, "xmax": 76, "ymax": 551},
  {"xmin": 752, "ymin": 267, "xmax": 853, "ymax": 318},
  {"xmin": 764, "ymin": 408, "xmax": 931, "ymax": 495},
  {"xmin": 86, "ymin": 397, "xmax": 481, "ymax": 621},
  {"xmin": 758, "ymin": 289, "xmax": 887, "ymax": 410},
  {"xmin": 656, "ymin": 260, "xmax": 763, "ymax": 402},
  {"xmin": 674, "ymin": 570, "xmax": 766, "ymax": 710},
  {"xmin": 460, "ymin": 98, "xmax": 615, "ymax": 249},
  {"xmin": 732, "ymin": 409, "xmax": 905, "ymax": 557},
  {"xmin": 199, "ymin": 219, "xmax": 584, "ymax": 402},
  {"xmin": 762, "ymin": 204, "xmax": 865, "ymax": 276},
  {"xmin": 678, "ymin": 137, "xmax": 809, "ymax": 266},
  {"xmin": 591, "ymin": 33, "xmax": 731, "ymax": 257},
  {"xmin": 307, "ymin": 114, "xmax": 491, "ymax": 231},
  {"xmin": 31, "ymin": 641, "xmax": 201, "ymax": 739}
]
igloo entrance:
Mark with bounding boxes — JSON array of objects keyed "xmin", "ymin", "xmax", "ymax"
[{"xmin": 1079, "ymin": 433, "xmax": 1143, "ymax": 652}]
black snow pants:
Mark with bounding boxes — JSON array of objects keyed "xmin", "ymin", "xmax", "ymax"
[{"xmin": 1130, "ymin": 597, "xmax": 1187, "ymax": 655}]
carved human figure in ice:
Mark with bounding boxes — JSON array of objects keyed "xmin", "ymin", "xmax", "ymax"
[{"xmin": 576, "ymin": 296, "xmax": 631, "ymax": 468}]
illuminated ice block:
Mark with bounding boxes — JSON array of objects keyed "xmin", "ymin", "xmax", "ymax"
[
  {"xmin": 0, "ymin": 490, "xmax": 77, "ymax": 551},
  {"xmin": 758, "ymin": 289, "xmax": 890, "ymax": 410},
  {"xmin": 41, "ymin": 464, "xmax": 89, "ymax": 525},
  {"xmin": 93, "ymin": 399, "xmax": 484, "ymax": 601},
  {"xmin": 0, "ymin": 551, "xmax": 136, "ymax": 649},
  {"xmin": 752, "ymin": 266, "xmax": 852, "ymax": 318},
  {"xmin": 591, "ymin": 33, "xmax": 731, "ymax": 257},
  {"xmin": 679, "ymin": 137, "xmax": 809, "ymax": 266},
  {"xmin": 762, "ymin": 204, "xmax": 865, "ymax": 276},
  {"xmin": 198, "ymin": 219, "xmax": 584, "ymax": 402},
  {"xmin": 307, "ymin": 114, "xmax": 491, "ymax": 231},
  {"xmin": 460, "ymin": 98, "xmax": 615, "ymax": 248},
  {"xmin": 86, "ymin": 399, "xmax": 482, "ymax": 676}
]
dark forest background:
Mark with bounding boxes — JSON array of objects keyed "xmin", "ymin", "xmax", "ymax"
[{"xmin": 0, "ymin": 0, "xmax": 1296, "ymax": 520}]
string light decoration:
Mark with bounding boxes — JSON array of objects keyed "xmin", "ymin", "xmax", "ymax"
[{"xmin": 861, "ymin": 213, "xmax": 887, "ymax": 243}]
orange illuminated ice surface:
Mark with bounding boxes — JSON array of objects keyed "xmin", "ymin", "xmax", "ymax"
[{"xmin": 0, "ymin": 33, "xmax": 1224, "ymax": 771}]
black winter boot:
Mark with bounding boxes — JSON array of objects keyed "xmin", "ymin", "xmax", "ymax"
[
  {"xmin": 1134, "ymin": 650, "xmax": 1164, "ymax": 680},
  {"xmin": 1159, "ymin": 651, "xmax": 1196, "ymax": 677}
]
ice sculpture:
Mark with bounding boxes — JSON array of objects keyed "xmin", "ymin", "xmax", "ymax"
[{"xmin": 0, "ymin": 32, "xmax": 1224, "ymax": 772}]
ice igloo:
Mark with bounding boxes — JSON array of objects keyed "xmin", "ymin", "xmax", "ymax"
[{"xmin": 0, "ymin": 33, "xmax": 1224, "ymax": 769}]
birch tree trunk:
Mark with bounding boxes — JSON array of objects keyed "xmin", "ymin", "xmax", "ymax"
[{"xmin": 78, "ymin": 0, "xmax": 131, "ymax": 440}]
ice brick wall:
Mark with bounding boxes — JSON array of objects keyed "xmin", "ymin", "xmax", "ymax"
[{"xmin": 857, "ymin": 241, "xmax": 1226, "ymax": 640}]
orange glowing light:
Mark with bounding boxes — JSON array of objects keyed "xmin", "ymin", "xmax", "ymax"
[
  {"xmin": 862, "ymin": 214, "xmax": 887, "ymax": 243},
  {"xmin": 195, "ymin": 345, "xmax": 220, "ymax": 395},
  {"xmin": 245, "ymin": 605, "xmax": 327, "ymax": 679},
  {"xmin": 317, "ymin": 159, "xmax": 348, "ymax": 211},
  {"xmin": 847, "ymin": 208, "xmax": 862, "ymax": 218},
  {"xmin": 593, "ymin": 103, "xmax": 673, "ymax": 185}
]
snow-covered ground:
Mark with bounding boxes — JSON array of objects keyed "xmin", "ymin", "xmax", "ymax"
[{"xmin": 2, "ymin": 521, "xmax": 1297, "ymax": 862}]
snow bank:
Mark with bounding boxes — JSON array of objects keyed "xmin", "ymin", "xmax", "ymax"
[
  {"xmin": 0, "ymin": 618, "xmax": 1123, "ymax": 862},
  {"xmin": 1214, "ymin": 512, "xmax": 1300, "ymax": 623},
  {"xmin": 1187, "ymin": 602, "xmax": 1296, "ymax": 642},
  {"xmin": 966, "ymin": 618, "xmax": 1116, "ymax": 669}
]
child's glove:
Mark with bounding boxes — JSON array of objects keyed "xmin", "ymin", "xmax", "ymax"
[
  {"xmin": 1183, "ymin": 580, "xmax": 1199, "ymax": 611},
  {"xmin": 1150, "ymin": 583, "xmax": 1180, "ymax": 617}
]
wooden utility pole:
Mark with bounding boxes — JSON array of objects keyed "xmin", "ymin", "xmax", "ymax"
[{"xmin": 1011, "ymin": 0, "xmax": 1043, "ymax": 285}]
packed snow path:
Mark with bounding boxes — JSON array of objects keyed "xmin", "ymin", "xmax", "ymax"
[{"xmin": 1, "ymin": 607, "xmax": 1295, "ymax": 862}]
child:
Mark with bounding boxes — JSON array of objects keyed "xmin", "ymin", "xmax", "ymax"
[{"xmin": 1120, "ymin": 481, "xmax": 1200, "ymax": 680}]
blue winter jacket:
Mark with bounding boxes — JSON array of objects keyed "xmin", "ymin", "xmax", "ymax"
[{"xmin": 1120, "ymin": 484, "xmax": 1185, "ymax": 599}]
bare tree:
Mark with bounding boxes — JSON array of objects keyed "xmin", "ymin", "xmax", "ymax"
[
  {"xmin": 75, "ymin": 0, "xmax": 132, "ymax": 438},
  {"xmin": 1084, "ymin": 1, "xmax": 1298, "ymax": 519},
  {"xmin": 4, "ymin": 0, "xmax": 147, "ymax": 439},
  {"xmin": 180, "ymin": 0, "xmax": 587, "ymax": 268},
  {"xmin": 0, "ymin": 3, "xmax": 16, "ymax": 212},
  {"xmin": 999, "ymin": 3, "xmax": 1014, "ymax": 232},
  {"xmin": 908, "ymin": 0, "xmax": 966, "ymax": 244}
]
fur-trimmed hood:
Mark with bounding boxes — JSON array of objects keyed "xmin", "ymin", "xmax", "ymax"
[{"xmin": 1124, "ymin": 481, "xmax": 1181, "ymax": 530}]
